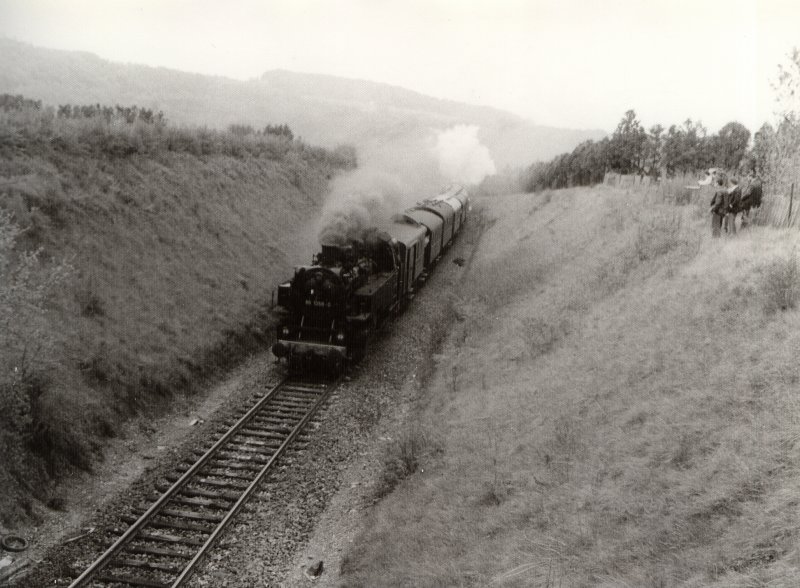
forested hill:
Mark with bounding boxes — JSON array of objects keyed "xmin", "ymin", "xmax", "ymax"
[{"xmin": 0, "ymin": 38, "xmax": 604, "ymax": 167}]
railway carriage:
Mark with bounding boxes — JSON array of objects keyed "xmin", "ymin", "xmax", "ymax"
[
  {"xmin": 416, "ymin": 199, "xmax": 456, "ymax": 249},
  {"xmin": 403, "ymin": 207, "xmax": 444, "ymax": 267},
  {"xmin": 434, "ymin": 184, "xmax": 470, "ymax": 209},
  {"xmin": 382, "ymin": 216, "xmax": 427, "ymax": 299},
  {"xmin": 444, "ymin": 195, "xmax": 464, "ymax": 233}
]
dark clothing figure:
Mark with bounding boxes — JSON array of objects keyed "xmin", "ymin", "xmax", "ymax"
[
  {"xmin": 740, "ymin": 175, "xmax": 763, "ymax": 228},
  {"xmin": 724, "ymin": 184, "xmax": 741, "ymax": 235},
  {"xmin": 710, "ymin": 189, "xmax": 727, "ymax": 237},
  {"xmin": 728, "ymin": 184, "xmax": 742, "ymax": 213},
  {"xmin": 711, "ymin": 212, "xmax": 723, "ymax": 237},
  {"xmin": 742, "ymin": 176, "xmax": 763, "ymax": 208}
]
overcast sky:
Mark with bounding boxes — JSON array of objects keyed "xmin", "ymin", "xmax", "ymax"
[{"xmin": 1, "ymin": 0, "xmax": 798, "ymax": 133}]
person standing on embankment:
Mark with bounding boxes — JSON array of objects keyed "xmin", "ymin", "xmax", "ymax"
[{"xmin": 710, "ymin": 177, "xmax": 727, "ymax": 237}]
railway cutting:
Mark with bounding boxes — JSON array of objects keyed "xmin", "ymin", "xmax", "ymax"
[{"xmin": 67, "ymin": 376, "xmax": 338, "ymax": 588}]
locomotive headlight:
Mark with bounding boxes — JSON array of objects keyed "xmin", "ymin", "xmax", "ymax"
[
  {"xmin": 281, "ymin": 326, "xmax": 290, "ymax": 336},
  {"xmin": 336, "ymin": 332, "xmax": 345, "ymax": 342}
]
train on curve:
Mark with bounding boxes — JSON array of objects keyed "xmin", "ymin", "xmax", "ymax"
[{"xmin": 272, "ymin": 185, "xmax": 470, "ymax": 371}]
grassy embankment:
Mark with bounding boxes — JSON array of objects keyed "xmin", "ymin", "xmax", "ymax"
[
  {"xmin": 0, "ymin": 100, "xmax": 354, "ymax": 525},
  {"xmin": 341, "ymin": 183, "xmax": 800, "ymax": 586}
]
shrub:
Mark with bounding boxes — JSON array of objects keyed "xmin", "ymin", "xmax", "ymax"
[
  {"xmin": 762, "ymin": 250, "xmax": 800, "ymax": 313},
  {"xmin": 0, "ymin": 212, "xmax": 73, "ymax": 497},
  {"xmin": 0, "ymin": 97, "xmax": 354, "ymax": 170},
  {"xmin": 0, "ymin": 213, "xmax": 72, "ymax": 383},
  {"xmin": 373, "ymin": 428, "xmax": 434, "ymax": 499}
]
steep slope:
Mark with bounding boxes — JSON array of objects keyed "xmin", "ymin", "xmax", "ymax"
[
  {"xmin": 0, "ymin": 38, "xmax": 605, "ymax": 167},
  {"xmin": 0, "ymin": 107, "xmax": 352, "ymax": 525},
  {"xmin": 332, "ymin": 187, "xmax": 800, "ymax": 586}
]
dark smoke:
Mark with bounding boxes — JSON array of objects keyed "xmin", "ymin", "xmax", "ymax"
[{"xmin": 317, "ymin": 125, "xmax": 496, "ymax": 246}]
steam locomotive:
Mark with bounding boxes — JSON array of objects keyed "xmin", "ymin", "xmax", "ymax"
[{"xmin": 271, "ymin": 185, "xmax": 470, "ymax": 370}]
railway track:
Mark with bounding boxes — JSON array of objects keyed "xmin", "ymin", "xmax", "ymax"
[{"xmin": 68, "ymin": 376, "xmax": 339, "ymax": 588}]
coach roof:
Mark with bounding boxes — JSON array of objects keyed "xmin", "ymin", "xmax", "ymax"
[
  {"xmin": 404, "ymin": 208, "xmax": 444, "ymax": 232},
  {"xmin": 417, "ymin": 199, "xmax": 455, "ymax": 221},
  {"xmin": 378, "ymin": 217, "xmax": 427, "ymax": 248}
]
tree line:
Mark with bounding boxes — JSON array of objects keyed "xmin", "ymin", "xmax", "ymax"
[
  {"xmin": 1, "ymin": 94, "xmax": 166, "ymax": 125},
  {"xmin": 0, "ymin": 94, "xmax": 356, "ymax": 170},
  {"xmin": 522, "ymin": 109, "xmax": 764, "ymax": 192},
  {"xmin": 56, "ymin": 103, "xmax": 165, "ymax": 125},
  {"xmin": 1, "ymin": 95, "xmax": 298, "ymax": 142},
  {"xmin": 0, "ymin": 94, "xmax": 42, "ymax": 112},
  {"xmin": 228, "ymin": 123, "xmax": 294, "ymax": 140}
]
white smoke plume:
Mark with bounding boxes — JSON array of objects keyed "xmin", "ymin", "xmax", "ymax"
[{"xmin": 433, "ymin": 124, "xmax": 496, "ymax": 184}]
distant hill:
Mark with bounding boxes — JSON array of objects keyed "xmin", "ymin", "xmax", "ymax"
[{"xmin": 0, "ymin": 38, "xmax": 604, "ymax": 168}]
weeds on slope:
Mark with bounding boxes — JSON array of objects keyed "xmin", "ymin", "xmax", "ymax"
[
  {"xmin": 762, "ymin": 249, "xmax": 800, "ymax": 313},
  {"xmin": 0, "ymin": 98, "xmax": 352, "ymax": 525},
  {"xmin": 372, "ymin": 428, "xmax": 440, "ymax": 501},
  {"xmin": 633, "ymin": 210, "xmax": 684, "ymax": 261},
  {"xmin": 338, "ymin": 187, "xmax": 800, "ymax": 587},
  {"xmin": 0, "ymin": 212, "xmax": 77, "ymax": 523}
]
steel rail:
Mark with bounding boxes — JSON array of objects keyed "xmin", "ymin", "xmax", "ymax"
[
  {"xmin": 170, "ymin": 376, "xmax": 339, "ymax": 586},
  {"xmin": 68, "ymin": 376, "xmax": 337, "ymax": 587}
]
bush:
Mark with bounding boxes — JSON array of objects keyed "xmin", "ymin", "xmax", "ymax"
[
  {"xmin": 0, "ymin": 213, "xmax": 72, "ymax": 385},
  {"xmin": 373, "ymin": 428, "xmax": 435, "ymax": 499},
  {"xmin": 0, "ymin": 212, "xmax": 73, "ymax": 510},
  {"xmin": 762, "ymin": 250, "xmax": 800, "ymax": 313},
  {"xmin": 0, "ymin": 96, "xmax": 354, "ymax": 170}
]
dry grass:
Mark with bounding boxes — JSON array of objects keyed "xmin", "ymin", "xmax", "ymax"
[
  {"xmin": 372, "ymin": 428, "xmax": 439, "ymax": 501},
  {"xmin": 0, "ymin": 109, "xmax": 349, "ymax": 525},
  {"xmin": 761, "ymin": 249, "xmax": 800, "ymax": 313},
  {"xmin": 339, "ymin": 186, "xmax": 800, "ymax": 586}
]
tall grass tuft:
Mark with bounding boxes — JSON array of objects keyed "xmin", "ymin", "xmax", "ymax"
[
  {"xmin": 373, "ymin": 428, "xmax": 436, "ymax": 500},
  {"xmin": 762, "ymin": 250, "xmax": 800, "ymax": 313},
  {"xmin": 633, "ymin": 210, "xmax": 684, "ymax": 261}
]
